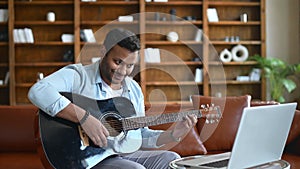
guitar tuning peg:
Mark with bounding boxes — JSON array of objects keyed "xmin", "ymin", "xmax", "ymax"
[{"xmin": 200, "ymin": 104, "xmax": 206, "ymax": 109}]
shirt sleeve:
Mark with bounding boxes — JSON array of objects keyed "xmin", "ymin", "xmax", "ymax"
[{"xmin": 28, "ymin": 67, "xmax": 78, "ymax": 116}]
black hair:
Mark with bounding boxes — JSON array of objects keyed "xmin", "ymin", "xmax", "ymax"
[{"xmin": 103, "ymin": 28, "xmax": 140, "ymax": 53}]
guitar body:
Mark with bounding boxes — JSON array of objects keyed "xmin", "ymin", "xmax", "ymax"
[{"xmin": 38, "ymin": 92, "xmax": 142, "ymax": 169}]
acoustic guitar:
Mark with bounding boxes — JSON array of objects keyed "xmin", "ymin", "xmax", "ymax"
[{"xmin": 37, "ymin": 92, "xmax": 221, "ymax": 169}]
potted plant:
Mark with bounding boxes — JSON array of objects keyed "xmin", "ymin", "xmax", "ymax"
[{"xmin": 249, "ymin": 55, "xmax": 300, "ymax": 103}]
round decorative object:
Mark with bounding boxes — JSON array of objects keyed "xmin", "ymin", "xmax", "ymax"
[
  {"xmin": 231, "ymin": 44, "xmax": 249, "ymax": 62},
  {"xmin": 219, "ymin": 48, "xmax": 232, "ymax": 62},
  {"xmin": 47, "ymin": 12, "xmax": 55, "ymax": 22},
  {"xmin": 167, "ymin": 31, "xmax": 179, "ymax": 42}
]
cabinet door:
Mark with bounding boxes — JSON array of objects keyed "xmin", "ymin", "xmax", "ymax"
[{"xmin": 14, "ymin": 0, "xmax": 74, "ymax": 104}]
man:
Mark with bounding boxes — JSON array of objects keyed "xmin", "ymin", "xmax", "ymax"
[{"xmin": 28, "ymin": 28, "xmax": 197, "ymax": 169}]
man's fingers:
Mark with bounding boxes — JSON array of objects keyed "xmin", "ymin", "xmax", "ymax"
[{"xmin": 102, "ymin": 125, "xmax": 110, "ymax": 137}]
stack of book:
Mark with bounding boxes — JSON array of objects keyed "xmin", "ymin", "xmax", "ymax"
[{"xmin": 13, "ymin": 28, "xmax": 34, "ymax": 43}]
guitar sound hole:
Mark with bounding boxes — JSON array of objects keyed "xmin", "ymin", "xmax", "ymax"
[{"xmin": 102, "ymin": 115, "xmax": 123, "ymax": 137}]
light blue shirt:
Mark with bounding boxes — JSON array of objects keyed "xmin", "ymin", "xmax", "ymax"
[{"xmin": 28, "ymin": 60, "xmax": 163, "ymax": 148}]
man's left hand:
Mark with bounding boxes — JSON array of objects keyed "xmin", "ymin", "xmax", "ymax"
[{"xmin": 172, "ymin": 114, "xmax": 198, "ymax": 139}]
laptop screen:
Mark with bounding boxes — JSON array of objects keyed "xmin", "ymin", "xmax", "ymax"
[{"xmin": 228, "ymin": 103, "xmax": 296, "ymax": 168}]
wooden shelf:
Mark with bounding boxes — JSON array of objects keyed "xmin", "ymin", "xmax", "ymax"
[
  {"xmin": 0, "ymin": 63, "xmax": 8, "ymax": 67},
  {"xmin": 146, "ymin": 41, "xmax": 203, "ymax": 45},
  {"xmin": 209, "ymin": 61, "xmax": 257, "ymax": 66},
  {"xmin": 14, "ymin": 1, "xmax": 73, "ymax": 5},
  {"xmin": 15, "ymin": 21, "xmax": 73, "ymax": 25},
  {"xmin": 15, "ymin": 62, "xmax": 72, "ymax": 67},
  {"xmin": 1, "ymin": 0, "xmax": 266, "ymax": 105},
  {"xmin": 146, "ymin": 20, "xmax": 203, "ymax": 25},
  {"xmin": 208, "ymin": 1, "xmax": 260, "ymax": 7},
  {"xmin": 210, "ymin": 80, "xmax": 261, "ymax": 85},
  {"xmin": 15, "ymin": 42, "xmax": 74, "ymax": 46},
  {"xmin": 0, "ymin": 1, "xmax": 7, "ymax": 5},
  {"xmin": 146, "ymin": 81, "xmax": 203, "ymax": 86},
  {"xmin": 0, "ymin": 85, "xmax": 8, "ymax": 88},
  {"xmin": 208, "ymin": 21, "xmax": 261, "ymax": 26},
  {"xmin": 146, "ymin": 61, "xmax": 202, "ymax": 66},
  {"xmin": 81, "ymin": 21, "xmax": 139, "ymax": 25},
  {"xmin": 0, "ymin": 42, "xmax": 8, "ymax": 46},
  {"xmin": 146, "ymin": 1, "xmax": 202, "ymax": 6},
  {"xmin": 211, "ymin": 41, "xmax": 261, "ymax": 45},
  {"xmin": 80, "ymin": 1, "xmax": 139, "ymax": 5}
]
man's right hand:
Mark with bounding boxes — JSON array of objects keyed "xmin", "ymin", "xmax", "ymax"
[
  {"xmin": 56, "ymin": 103, "xmax": 110, "ymax": 148},
  {"xmin": 81, "ymin": 115, "xmax": 110, "ymax": 147}
]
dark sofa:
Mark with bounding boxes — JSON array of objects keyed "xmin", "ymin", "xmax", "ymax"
[{"xmin": 0, "ymin": 96, "xmax": 299, "ymax": 169}]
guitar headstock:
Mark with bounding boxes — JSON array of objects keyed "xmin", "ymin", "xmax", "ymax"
[{"xmin": 200, "ymin": 104, "xmax": 222, "ymax": 124}]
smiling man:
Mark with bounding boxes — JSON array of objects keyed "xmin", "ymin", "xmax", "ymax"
[{"xmin": 28, "ymin": 28, "xmax": 197, "ymax": 169}]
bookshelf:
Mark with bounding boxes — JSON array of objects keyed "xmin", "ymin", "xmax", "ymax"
[{"xmin": 1, "ymin": 0, "xmax": 265, "ymax": 105}]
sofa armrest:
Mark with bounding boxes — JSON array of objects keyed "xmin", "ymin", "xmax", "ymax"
[{"xmin": 0, "ymin": 105, "xmax": 38, "ymax": 152}]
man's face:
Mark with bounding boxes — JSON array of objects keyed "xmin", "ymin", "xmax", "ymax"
[{"xmin": 100, "ymin": 45, "xmax": 138, "ymax": 88}]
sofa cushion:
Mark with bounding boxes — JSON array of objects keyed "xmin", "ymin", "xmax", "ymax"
[
  {"xmin": 0, "ymin": 105, "xmax": 38, "ymax": 152},
  {"xmin": 146, "ymin": 104, "xmax": 207, "ymax": 156},
  {"xmin": 191, "ymin": 95, "xmax": 251, "ymax": 152}
]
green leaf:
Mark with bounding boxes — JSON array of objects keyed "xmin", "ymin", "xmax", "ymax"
[
  {"xmin": 277, "ymin": 96, "xmax": 285, "ymax": 103},
  {"xmin": 270, "ymin": 58, "xmax": 285, "ymax": 68},
  {"xmin": 282, "ymin": 79, "xmax": 296, "ymax": 93},
  {"xmin": 263, "ymin": 67, "xmax": 272, "ymax": 77},
  {"xmin": 296, "ymin": 64, "xmax": 300, "ymax": 73}
]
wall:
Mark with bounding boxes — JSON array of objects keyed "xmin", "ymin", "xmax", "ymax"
[{"xmin": 266, "ymin": 0, "xmax": 300, "ymax": 102}]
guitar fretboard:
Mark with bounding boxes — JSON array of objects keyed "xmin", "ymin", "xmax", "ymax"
[{"xmin": 122, "ymin": 110, "xmax": 201, "ymax": 131}]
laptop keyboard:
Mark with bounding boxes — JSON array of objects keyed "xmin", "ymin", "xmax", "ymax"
[{"xmin": 199, "ymin": 159, "xmax": 230, "ymax": 168}]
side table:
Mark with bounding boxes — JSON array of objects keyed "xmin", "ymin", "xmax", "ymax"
[{"xmin": 169, "ymin": 155, "xmax": 290, "ymax": 169}]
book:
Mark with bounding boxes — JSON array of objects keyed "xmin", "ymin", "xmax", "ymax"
[
  {"xmin": 194, "ymin": 29, "xmax": 202, "ymax": 42},
  {"xmin": 118, "ymin": 16, "xmax": 134, "ymax": 22},
  {"xmin": 144, "ymin": 48, "xmax": 160, "ymax": 63},
  {"xmin": 81, "ymin": 29, "xmax": 96, "ymax": 42},
  {"xmin": 17, "ymin": 29, "xmax": 27, "ymax": 43},
  {"xmin": 24, "ymin": 28, "xmax": 34, "ymax": 43},
  {"xmin": 4, "ymin": 71, "xmax": 9, "ymax": 85},
  {"xmin": 13, "ymin": 29, "xmax": 20, "ymax": 43},
  {"xmin": 207, "ymin": 8, "xmax": 219, "ymax": 22},
  {"xmin": 13, "ymin": 28, "xmax": 34, "ymax": 43},
  {"xmin": 0, "ymin": 9, "xmax": 8, "ymax": 22}
]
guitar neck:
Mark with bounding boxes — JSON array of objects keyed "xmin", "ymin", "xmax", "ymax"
[{"xmin": 122, "ymin": 110, "xmax": 201, "ymax": 131}]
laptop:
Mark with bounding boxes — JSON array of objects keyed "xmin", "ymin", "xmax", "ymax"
[{"xmin": 176, "ymin": 103, "xmax": 297, "ymax": 169}]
